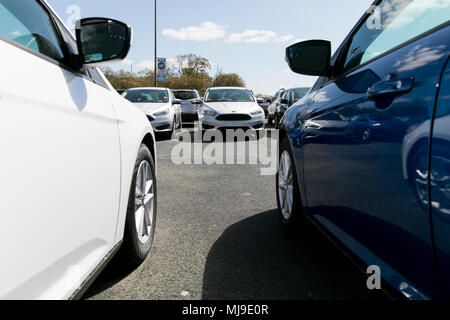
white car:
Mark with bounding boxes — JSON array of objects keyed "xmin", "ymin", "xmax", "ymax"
[
  {"xmin": 199, "ymin": 87, "xmax": 265, "ymax": 133},
  {"xmin": 0, "ymin": 0, "xmax": 157, "ymax": 299},
  {"xmin": 123, "ymin": 87, "xmax": 182, "ymax": 139}
]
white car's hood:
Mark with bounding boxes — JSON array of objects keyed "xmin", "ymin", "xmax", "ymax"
[
  {"xmin": 204, "ymin": 102, "xmax": 260, "ymax": 114},
  {"xmin": 133, "ymin": 102, "xmax": 171, "ymax": 115}
]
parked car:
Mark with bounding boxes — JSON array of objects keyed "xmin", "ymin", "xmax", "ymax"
[
  {"xmin": 304, "ymin": 111, "xmax": 354, "ymax": 142},
  {"xmin": 172, "ymin": 89, "xmax": 201, "ymax": 123},
  {"xmin": 268, "ymin": 89, "xmax": 286, "ymax": 125},
  {"xmin": 198, "ymin": 87, "xmax": 265, "ymax": 133},
  {"xmin": 0, "ymin": 0, "xmax": 157, "ymax": 299},
  {"xmin": 116, "ymin": 89, "xmax": 126, "ymax": 95},
  {"xmin": 278, "ymin": 0, "xmax": 450, "ymax": 300},
  {"xmin": 257, "ymin": 96, "xmax": 272, "ymax": 118},
  {"xmin": 123, "ymin": 87, "xmax": 182, "ymax": 139},
  {"xmin": 348, "ymin": 113, "xmax": 412, "ymax": 142},
  {"xmin": 274, "ymin": 87, "xmax": 309, "ymax": 126}
]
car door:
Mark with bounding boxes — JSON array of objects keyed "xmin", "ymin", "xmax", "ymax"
[
  {"xmin": 430, "ymin": 58, "xmax": 450, "ymax": 299},
  {"xmin": 301, "ymin": 0, "xmax": 450, "ymax": 299},
  {"xmin": 0, "ymin": 0, "xmax": 121, "ymax": 299}
]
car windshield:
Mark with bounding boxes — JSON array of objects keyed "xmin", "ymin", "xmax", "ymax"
[
  {"xmin": 205, "ymin": 89, "xmax": 255, "ymax": 103},
  {"xmin": 123, "ymin": 89, "xmax": 169, "ymax": 103},
  {"xmin": 173, "ymin": 90, "xmax": 199, "ymax": 100}
]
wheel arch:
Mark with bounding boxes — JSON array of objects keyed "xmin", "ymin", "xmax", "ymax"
[
  {"xmin": 278, "ymin": 126, "xmax": 307, "ymax": 208},
  {"xmin": 405, "ymin": 138, "xmax": 429, "ymax": 182},
  {"xmin": 142, "ymin": 133, "xmax": 156, "ymax": 167}
]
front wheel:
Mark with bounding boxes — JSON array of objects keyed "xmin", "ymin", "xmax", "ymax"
[
  {"xmin": 276, "ymin": 138, "xmax": 302, "ymax": 225},
  {"xmin": 120, "ymin": 144, "xmax": 157, "ymax": 266}
]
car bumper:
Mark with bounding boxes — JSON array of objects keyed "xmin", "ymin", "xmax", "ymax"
[
  {"xmin": 146, "ymin": 115, "xmax": 173, "ymax": 132},
  {"xmin": 199, "ymin": 116, "xmax": 265, "ymax": 131}
]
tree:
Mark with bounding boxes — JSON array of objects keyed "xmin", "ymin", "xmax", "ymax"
[
  {"xmin": 212, "ymin": 73, "xmax": 245, "ymax": 88},
  {"xmin": 102, "ymin": 54, "xmax": 246, "ymax": 96},
  {"xmin": 174, "ymin": 54, "xmax": 212, "ymax": 76}
]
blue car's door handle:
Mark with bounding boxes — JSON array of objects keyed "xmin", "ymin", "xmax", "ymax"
[{"xmin": 367, "ymin": 74, "xmax": 415, "ymax": 101}]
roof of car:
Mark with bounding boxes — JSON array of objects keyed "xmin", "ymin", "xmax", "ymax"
[
  {"xmin": 172, "ymin": 89, "xmax": 198, "ymax": 92},
  {"xmin": 209, "ymin": 87, "xmax": 249, "ymax": 90},
  {"xmin": 126, "ymin": 87, "xmax": 168, "ymax": 91}
]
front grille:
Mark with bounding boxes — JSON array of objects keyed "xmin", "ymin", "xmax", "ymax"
[{"xmin": 216, "ymin": 114, "xmax": 252, "ymax": 121}]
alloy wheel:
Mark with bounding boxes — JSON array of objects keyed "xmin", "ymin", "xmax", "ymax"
[
  {"xmin": 278, "ymin": 151, "xmax": 294, "ymax": 220},
  {"xmin": 135, "ymin": 161, "xmax": 154, "ymax": 244}
]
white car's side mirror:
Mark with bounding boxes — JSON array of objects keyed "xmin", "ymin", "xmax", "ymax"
[{"xmin": 75, "ymin": 18, "xmax": 132, "ymax": 67}]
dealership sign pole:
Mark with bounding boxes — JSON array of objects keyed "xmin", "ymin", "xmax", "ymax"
[{"xmin": 157, "ymin": 58, "xmax": 167, "ymax": 83}]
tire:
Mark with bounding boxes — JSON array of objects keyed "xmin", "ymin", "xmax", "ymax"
[
  {"xmin": 276, "ymin": 138, "xmax": 303, "ymax": 226},
  {"xmin": 163, "ymin": 120, "xmax": 175, "ymax": 140},
  {"xmin": 120, "ymin": 144, "xmax": 157, "ymax": 266}
]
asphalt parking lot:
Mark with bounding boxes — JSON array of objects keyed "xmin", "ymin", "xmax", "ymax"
[{"xmin": 83, "ymin": 125, "xmax": 388, "ymax": 300}]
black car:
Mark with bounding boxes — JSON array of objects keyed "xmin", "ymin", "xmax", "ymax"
[
  {"xmin": 274, "ymin": 87, "xmax": 309, "ymax": 126},
  {"xmin": 172, "ymin": 89, "xmax": 201, "ymax": 123},
  {"xmin": 257, "ymin": 96, "xmax": 272, "ymax": 118},
  {"xmin": 268, "ymin": 89, "xmax": 285, "ymax": 125}
]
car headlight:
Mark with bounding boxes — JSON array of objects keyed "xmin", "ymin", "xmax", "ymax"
[
  {"xmin": 250, "ymin": 109, "xmax": 263, "ymax": 116},
  {"xmin": 153, "ymin": 110, "xmax": 169, "ymax": 117},
  {"xmin": 201, "ymin": 107, "xmax": 218, "ymax": 118}
]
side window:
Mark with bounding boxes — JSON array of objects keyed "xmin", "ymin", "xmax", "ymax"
[
  {"xmin": 342, "ymin": 0, "xmax": 450, "ymax": 72},
  {"xmin": 0, "ymin": 0, "xmax": 64, "ymax": 61},
  {"xmin": 311, "ymin": 77, "xmax": 327, "ymax": 92},
  {"xmin": 88, "ymin": 68, "xmax": 110, "ymax": 90}
]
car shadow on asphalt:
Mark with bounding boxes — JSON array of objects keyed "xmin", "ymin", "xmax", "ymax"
[
  {"xmin": 201, "ymin": 210, "xmax": 389, "ymax": 300},
  {"xmin": 81, "ymin": 254, "xmax": 139, "ymax": 299}
]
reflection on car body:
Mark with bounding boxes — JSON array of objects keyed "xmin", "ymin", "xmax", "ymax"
[{"xmin": 278, "ymin": 0, "xmax": 450, "ymax": 300}]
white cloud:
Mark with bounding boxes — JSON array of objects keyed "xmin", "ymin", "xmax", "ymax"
[
  {"xmin": 226, "ymin": 29, "xmax": 277, "ymax": 43},
  {"xmin": 394, "ymin": 45, "xmax": 446, "ymax": 72},
  {"xmin": 382, "ymin": 0, "xmax": 450, "ymax": 29},
  {"xmin": 226, "ymin": 30, "xmax": 298, "ymax": 44},
  {"xmin": 137, "ymin": 60, "xmax": 154, "ymax": 70},
  {"xmin": 162, "ymin": 22, "xmax": 227, "ymax": 41},
  {"xmin": 9, "ymin": 30, "xmax": 21, "ymax": 37},
  {"xmin": 274, "ymin": 35, "xmax": 295, "ymax": 43},
  {"xmin": 121, "ymin": 58, "xmax": 133, "ymax": 66},
  {"xmin": 162, "ymin": 21, "xmax": 300, "ymax": 45}
]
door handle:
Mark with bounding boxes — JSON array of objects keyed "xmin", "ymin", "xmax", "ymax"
[{"xmin": 367, "ymin": 74, "xmax": 415, "ymax": 101}]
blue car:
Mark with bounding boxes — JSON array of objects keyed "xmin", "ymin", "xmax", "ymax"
[{"xmin": 277, "ymin": 0, "xmax": 450, "ymax": 300}]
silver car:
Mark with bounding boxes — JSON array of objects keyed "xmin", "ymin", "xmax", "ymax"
[
  {"xmin": 123, "ymin": 87, "xmax": 182, "ymax": 138},
  {"xmin": 172, "ymin": 89, "xmax": 201, "ymax": 123},
  {"xmin": 199, "ymin": 87, "xmax": 265, "ymax": 132}
]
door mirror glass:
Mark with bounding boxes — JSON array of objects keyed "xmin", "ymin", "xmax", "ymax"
[
  {"xmin": 76, "ymin": 18, "xmax": 132, "ymax": 66},
  {"xmin": 286, "ymin": 40, "xmax": 331, "ymax": 76}
]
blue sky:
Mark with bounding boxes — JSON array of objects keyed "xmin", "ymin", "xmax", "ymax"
[{"xmin": 48, "ymin": 0, "xmax": 374, "ymax": 95}]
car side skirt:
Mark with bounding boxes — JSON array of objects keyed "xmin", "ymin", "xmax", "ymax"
[{"xmin": 69, "ymin": 240, "xmax": 123, "ymax": 300}]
